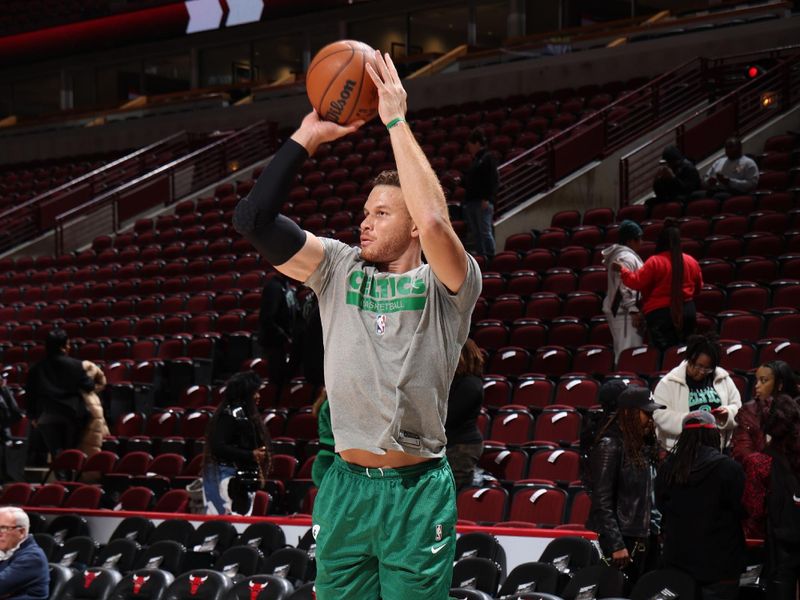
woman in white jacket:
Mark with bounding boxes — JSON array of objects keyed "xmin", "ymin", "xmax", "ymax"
[{"xmin": 653, "ymin": 333, "xmax": 741, "ymax": 451}]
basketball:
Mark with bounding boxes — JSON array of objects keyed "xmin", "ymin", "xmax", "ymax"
[{"xmin": 306, "ymin": 40, "xmax": 380, "ymax": 125}]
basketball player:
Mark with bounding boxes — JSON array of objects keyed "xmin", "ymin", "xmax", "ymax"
[{"xmin": 233, "ymin": 51, "xmax": 480, "ymax": 599}]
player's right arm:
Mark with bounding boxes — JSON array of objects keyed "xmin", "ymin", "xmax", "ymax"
[{"xmin": 233, "ymin": 112, "xmax": 362, "ymax": 282}]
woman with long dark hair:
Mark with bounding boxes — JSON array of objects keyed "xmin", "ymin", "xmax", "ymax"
[
  {"xmin": 444, "ymin": 339, "xmax": 485, "ymax": 491},
  {"xmin": 742, "ymin": 395, "xmax": 800, "ymax": 598},
  {"xmin": 613, "ymin": 220, "xmax": 703, "ymax": 350},
  {"xmin": 656, "ymin": 411, "xmax": 746, "ymax": 600},
  {"xmin": 732, "ymin": 360, "xmax": 798, "ymax": 463},
  {"xmin": 586, "ymin": 386, "xmax": 662, "ymax": 583},
  {"xmin": 202, "ymin": 371, "xmax": 271, "ymax": 515}
]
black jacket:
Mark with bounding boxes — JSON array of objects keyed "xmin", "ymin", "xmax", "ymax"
[
  {"xmin": 463, "ymin": 149, "xmax": 499, "ymax": 205},
  {"xmin": 585, "ymin": 421, "xmax": 655, "ymax": 554},
  {"xmin": 24, "ymin": 354, "xmax": 93, "ymax": 421},
  {"xmin": 445, "ymin": 374, "xmax": 483, "ymax": 446},
  {"xmin": 209, "ymin": 404, "xmax": 267, "ymax": 471},
  {"xmin": 656, "ymin": 445, "xmax": 746, "ymax": 582}
]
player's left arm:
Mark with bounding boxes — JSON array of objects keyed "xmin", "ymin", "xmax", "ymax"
[{"xmin": 367, "ymin": 51, "xmax": 468, "ymax": 294}]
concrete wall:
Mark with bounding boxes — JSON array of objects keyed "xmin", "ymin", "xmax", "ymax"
[{"xmin": 1, "ymin": 16, "xmax": 798, "ymax": 165}]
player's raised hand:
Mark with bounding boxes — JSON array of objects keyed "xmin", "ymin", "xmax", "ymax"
[
  {"xmin": 365, "ymin": 50, "xmax": 407, "ymax": 126},
  {"xmin": 292, "ymin": 111, "xmax": 364, "ymax": 155}
]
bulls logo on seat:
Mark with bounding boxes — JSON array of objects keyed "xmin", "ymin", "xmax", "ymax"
[
  {"xmin": 132, "ymin": 574, "xmax": 151, "ymax": 595},
  {"xmin": 83, "ymin": 571, "xmax": 101, "ymax": 589},
  {"xmin": 189, "ymin": 574, "xmax": 208, "ymax": 595},
  {"xmin": 248, "ymin": 580, "xmax": 266, "ymax": 600}
]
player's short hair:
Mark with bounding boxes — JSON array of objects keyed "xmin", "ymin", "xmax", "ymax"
[{"xmin": 373, "ymin": 170, "xmax": 401, "ymax": 188}]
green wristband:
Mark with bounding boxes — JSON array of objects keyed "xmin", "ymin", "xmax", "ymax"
[{"xmin": 386, "ymin": 117, "xmax": 406, "ymax": 130}]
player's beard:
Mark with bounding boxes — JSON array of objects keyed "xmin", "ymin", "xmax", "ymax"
[{"xmin": 360, "ymin": 228, "xmax": 412, "ymax": 265}]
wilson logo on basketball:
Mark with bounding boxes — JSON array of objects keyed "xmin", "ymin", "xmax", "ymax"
[{"xmin": 326, "ymin": 79, "xmax": 357, "ymax": 122}]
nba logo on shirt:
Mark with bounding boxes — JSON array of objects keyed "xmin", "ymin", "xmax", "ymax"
[
  {"xmin": 435, "ymin": 524, "xmax": 443, "ymax": 542},
  {"xmin": 375, "ymin": 314, "xmax": 387, "ymax": 335}
]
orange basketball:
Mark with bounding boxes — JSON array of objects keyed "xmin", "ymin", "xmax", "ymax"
[{"xmin": 306, "ymin": 40, "xmax": 380, "ymax": 125}]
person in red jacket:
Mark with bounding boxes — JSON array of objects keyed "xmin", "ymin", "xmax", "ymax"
[{"xmin": 613, "ymin": 221, "xmax": 703, "ymax": 350}]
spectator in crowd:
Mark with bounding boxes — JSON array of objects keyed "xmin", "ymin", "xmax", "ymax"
[
  {"xmin": 311, "ymin": 389, "xmax": 334, "ymax": 488},
  {"xmin": 614, "ymin": 220, "xmax": 703, "ymax": 350},
  {"xmin": 580, "ymin": 379, "xmax": 628, "ymax": 464},
  {"xmin": 0, "ymin": 507, "xmax": 49, "ymax": 600},
  {"xmin": 704, "ymin": 136, "xmax": 759, "ymax": 197},
  {"xmin": 741, "ymin": 395, "xmax": 800, "ymax": 598},
  {"xmin": 444, "ymin": 339, "xmax": 485, "ymax": 491},
  {"xmin": 601, "ymin": 220, "xmax": 644, "ymax": 360},
  {"xmin": 462, "ymin": 128, "xmax": 499, "ymax": 261},
  {"xmin": 0, "ymin": 379, "xmax": 23, "ymax": 447},
  {"xmin": 0, "ymin": 378, "xmax": 24, "ymax": 482},
  {"xmin": 586, "ymin": 386, "xmax": 662, "ymax": 583},
  {"xmin": 25, "ymin": 330, "xmax": 95, "ymax": 459},
  {"xmin": 732, "ymin": 360, "xmax": 798, "ymax": 464},
  {"xmin": 652, "ymin": 145, "xmax": 701, "ymax": 203},
  {"xmin": 656, "ymin": 411, "xmax": 746, "ymax": 600},
  {"xmin": 77, "ymin": 360, "xmax": 109, "ymax": 458},
  {"xmin": 202, "ymin": 371, "xmax": 271, "ymax": 516},
  {"xmin": 653, "ymin": 333, "xmax": 741, "ymax": 451},
  {"xmin": 257, "ymin": 275, "xmax": 300, "ymax": 386}
]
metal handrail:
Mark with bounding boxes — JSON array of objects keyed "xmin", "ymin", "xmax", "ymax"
[
  {"xmin": 53, "ymin": 120, "xmax": 276, "ymax": 255},
  {"xmin": 619, "ymin": 50, "xmax": 800, "ymax": 205},
  {"xmin": 0, "ymin": 131, "xmax": 193, "ymax": 252}
]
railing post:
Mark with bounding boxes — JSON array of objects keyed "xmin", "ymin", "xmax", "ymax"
[
  {"xmin": 619, "ymin": 159, "xmax": 628, "ymax": 208},
  {"xmin": 651, "ymin": 83, "xmax": 660, "ymax": 122}
]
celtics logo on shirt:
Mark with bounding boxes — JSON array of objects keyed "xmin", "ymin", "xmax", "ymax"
[{"xmin": 346, "ymin": 270, "xmax": 427, "ymax": 313}]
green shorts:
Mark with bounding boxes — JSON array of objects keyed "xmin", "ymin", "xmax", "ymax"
[{"xmin": 312, "ymin": 455, "xmax": 457, "ymax": 600}]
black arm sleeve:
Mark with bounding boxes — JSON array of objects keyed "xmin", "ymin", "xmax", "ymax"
[{"xmin": 232, "ymin": 138, "xmax": 310, "ymax": 265}]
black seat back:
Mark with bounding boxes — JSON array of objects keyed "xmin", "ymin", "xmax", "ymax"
[
  {"xmin": 451, "ymin": 557, "xmax": 502, "ymax": 596},
  {"xmin": 498, "ymin": 561, "xmax": 560, "ymax": 596},
  {"xmin": 109, "ymin": 516, "xmax": 154, "ymax": 545},
  {"xmin": 49, "ymin": 563, "xmax": 74, "ymax": 599},
  {"xmin": 149, "ymin": 519, "xmax": 195, "ymax": 547},
  {"xmin": 631, "ymin": 568, "xmax": 696, "ymax": 600},
  {"xmin": 108, "ymin": 569, "xmax": 174, "ymax": 600},
  {"xmin": 225, "ymin": 575, "xmax": 294, "ymax": 600},
  {"xmin": 214, "ymin": 545, "xmax": 264, "ymax": 580},
  {"xmin": 57, "ymin": 567, "xmax": 123, "ymax": 600},
  {"xmin": 59, "ymin": 536, "xmax": 99, "ymax": 571},
  {"xmin": 262, "ymin": 548, "xmax": 311, "ymax": 587},
  {"xmin": 47, "ymin": 514, "xmax": 90, "ymax": 542},
  {"xmin": 134, "ymin": 540, "xmax": 186, "ymax": 575},
  {"xmin": 163, "ymin": 569, "xmax": 232, "ymax": 600},
  {"xmin": 238, "ymin": 522, "xmax": 286, "ymax": 558},
  {"xmin": 561, "ymin": 564, "xmax": 628, "ymax": 600},
  {"xmin": 94, "ymin": 538, "xmax": 140, "ymax": 575},
  {"xmin": 455, "ymin": 532, "xmax": 508, "ymax": 580}
]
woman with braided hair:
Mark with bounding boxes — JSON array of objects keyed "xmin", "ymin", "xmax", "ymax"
[
  {"xmin": 202, "ymin": 371, "xmax": 271, "ymax": 516},
  {"xmin": 586, "ymin": 386, "xmax": 662, "ymax": 583},
  {"xmin": 656, "ymin": 411, "xmax": 746, "ymax": 600}
]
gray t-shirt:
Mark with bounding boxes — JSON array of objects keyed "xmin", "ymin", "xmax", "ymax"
[{"xmin": 305, "ymin": 237, "xmax": 481, "ymax": 458}]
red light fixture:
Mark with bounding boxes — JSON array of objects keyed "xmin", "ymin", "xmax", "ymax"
[{"xmin": 746, "ymin": 65, "xmax": 763, "ymax": 79}]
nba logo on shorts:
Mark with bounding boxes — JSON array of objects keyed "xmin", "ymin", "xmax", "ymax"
[
  {"xmin": 435, "ymin": 524, "xmax": 443, "ymax": 542},
  {"xmin": 375, "ymin": 314, "xmax": 386, "ymax": 335}
]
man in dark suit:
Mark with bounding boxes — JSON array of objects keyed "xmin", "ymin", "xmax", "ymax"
[
  {"xmin": 0, "ymin": 507, "xmax": 49, "ymax": 600},
  {"xmin": 25, "ymin": 329, "xmax": 94, "ymax": 459}
]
